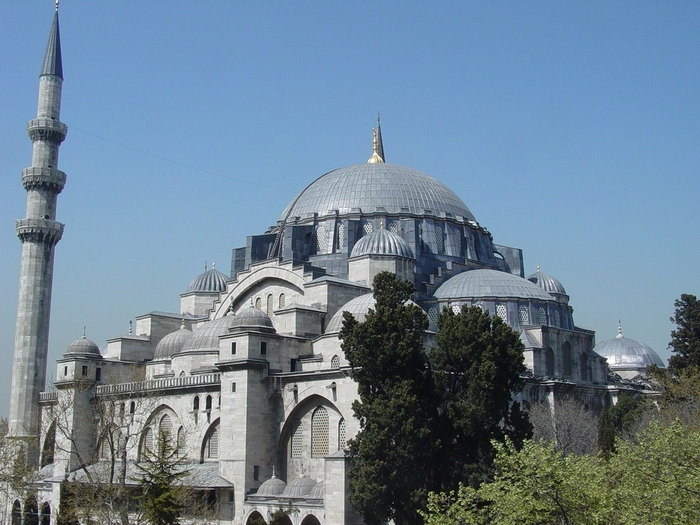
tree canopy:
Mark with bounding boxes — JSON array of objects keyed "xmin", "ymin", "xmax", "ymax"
[
  {"xmin": 340, "ymin": 272, "xmax": 530, "ymax": 525},
  {"xmin": 668, "ymin": 293, "xmax": 700, "ymax": 373}
]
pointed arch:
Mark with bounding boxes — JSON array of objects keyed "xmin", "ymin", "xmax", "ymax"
[
  {"xmin": 40, "ymin": 503, "xmax": 50, "ymax": 525},
  {"xmin": 12, "ymin": 501, "xmax": 21, "ymax": 525},
  {"xmin": 40, "ymin": 421, "xmax": 56, "ymax": 467},
  {"xmin": 201, "ymin": 419, "xmax": 220, "ymax": 462}
]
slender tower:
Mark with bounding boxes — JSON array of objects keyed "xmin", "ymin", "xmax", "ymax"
[{"xmin": 9, "ymin": 3, "xmax": 67, "ymax": 446}]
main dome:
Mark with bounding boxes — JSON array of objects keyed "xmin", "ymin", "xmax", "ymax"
[{"xmin": 278, "ymin": 163, "xmax": 475, "ymax": 223}]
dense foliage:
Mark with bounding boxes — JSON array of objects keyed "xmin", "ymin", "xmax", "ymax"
[
  {"xmin": 668, "ymin": 293, "xmax": 700, "ymax": 373},
  {"xmin": 340, "ymin": 272, "xmax": 530, "ymax": 525}
]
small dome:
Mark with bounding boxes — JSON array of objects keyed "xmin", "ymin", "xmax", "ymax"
[
  {"xmin": 326, "ymin": 293, "xmax": 376, "ymax": 334},
  {"xmin": 434, "ymin": 269, "xmax": 553, "ymax": 301},
  {"xmin": 187, "ymin": 263, "xmax": 228, "ymax": 293},
  {"xmin": 154, "ymin": 324, "xmax": 193, "ymax": 360},
  {"xmin": 179, "ymin": 315, "xmax": 237, "ymax": 354},
  {"xmin": 594, "ymin": 324, "xmax": 665, "ymax": 371},
  {"xmin": 308, "ymin": 482, "xmax": 324, "ymax": 499},
  {"xmin": 350, "ymin": 228, "xmax": 414, "ymax": 259},
  {"xmin": 280, "ymin": 476, "xmax": 317, "ymax": 498},
  {"xmin": 232, "ymin": 307, "xmax": 274, "ymax": 330},
  {"xmin": 527, "ymin": 266, "xmax": 567, "ymax": 295},
  {"xmin": 65, "ymin": 334, "xmax": 101, "ymax": 356},
  {"xmin": 256, "ymin": 475, "xmax": 286, "ymax": 497}
]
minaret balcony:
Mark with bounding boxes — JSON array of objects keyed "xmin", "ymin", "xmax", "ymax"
[
  {"xmin": 27, "ymin": 117, "xmax": 67, "ymax": 144},
  {"xmin": 21, "ymin": 167, "xmax": 66, "ymax": 193},
  {"xmin": 15, "ymin": 218, "xmax": 64, "ymax": 245}
]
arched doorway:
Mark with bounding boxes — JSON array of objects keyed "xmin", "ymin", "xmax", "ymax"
[
  {"xmin": 301, "ymin": 515, "xmax": 321, "ymax": 525},
  {"xmin": 245, "ymin": 511, "xmax": 266, "ymax": 525},
  {"xmin": 23, "ymin": 497, "xmax": 38, "ymax": 525}
]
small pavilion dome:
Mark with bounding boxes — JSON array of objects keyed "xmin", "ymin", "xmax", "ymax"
[
  {"xmin": 179, "ymin": 315, "xmax": 237, "ymax": 353},
  {"xmin": 350, "ymin": 228, "xmax": 414, "ymax": 259},
  {"xmin": 593, "ymin": 323, "xmax": 665, "ymax": 372},
  {"xmin": 280, "ymin": 476, "xmax": 316, "ymax": 498},
  {"xmin": 65, "ymin": 331, "xmax": 101, "ymax": 356},
  {"xmin": 256, "ymin": 474, "xmax": 286, "ymax": 497},
  {"xmin": 153, "ymin": 323, "xmax": 192, "ymax": 360},
  {"xmin": 187, "ymin": 262, "xmax": 228, "ymax": 293},
  {"xmin": 231, "ymin": 306, "xmax": 274, "ymax": 330},
  {"xmin": 308, "ymin": 482, "xmax": 324, "ymax": 499},
  {"xmin": 527, "ymin": 266, "xmax": 567, "ymax": 295},
  {"xmin": 326, "ymin": 293, "xmax": 376, "ymax": 334},
  {"xmin": 434, "ymin": 269, "xmax": 553, "ymax": 301}
]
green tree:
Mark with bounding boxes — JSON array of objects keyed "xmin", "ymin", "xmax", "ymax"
[
  {"xmin": 340, "ymin": 272, "xmax": 434, "ymax": 525},
  {"xmin": 430, "ymin": 306, "xmax": 531, "ymax": 489},
  {"xmin": 133, "ymin": 430, "xmax": 190, "ymax": 525},
  {"xmin": 597, "ymin": 394, "xmax": 643, "ymax": 455},
  {"xmin": 668, "ymin": 293, "xmax": 700, "ymax": 373}
]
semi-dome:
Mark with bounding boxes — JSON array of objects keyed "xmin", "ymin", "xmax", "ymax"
[
  {"xmin": 350, "ymin": 228, "xmax": 414, "ymax": 259},
  {"xmin": 527, "ymin": 266, "xmax": 567, "ymax": 295},
  {"xmin": 65, "ymin": 333, "xmax": 101, "ymax": 356},
  {"xmin": 153, "ymin": 324, "xmax": 193, "ymax": 360},
  {"xmin": 308, "ymin": 481, "xmax": 324, "ymax": 499},
  {"xmin": 187, "ymin": 263, "xmax": 228, "ymax": 293},
  {"xmin": 593, "ymin": 324, "xmax": 665, "ymax": 372},
  {"xmin": 231, "ymin": 306, "xmax": 274, "ymax": 330},
  {"xmin": 179, "ymin": 315, "xmax": 237, "ymax": 354},
  {"xmin": 280, "ymin": 476, "xmax": 317, "ymax": 498},
  {"xmin": 278, "ymin": 163, "xmax": 475, "ymax": 223},
  {"xmin": 434, "ymin": 269, "xmax": 553, "ymax": 301},
  {"xmin": 326, "ymin": 293, "xmax": 376, "ymax": 334},
  {"xmin": 256, "ymin": 475, "xmax": 286, "ymax": 497}
]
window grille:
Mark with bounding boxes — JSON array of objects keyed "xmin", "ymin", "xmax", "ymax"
[
  {"xmin": 255, "ymin": 297, "xmax": 262, "ymax": 310},
  {"xmin": 267, "ymin": 294, "xmax": 273, "ymax": 317},
  {"xmin": 338, "ymin": 418, "xmax": 347, "ymax": 450},
  {"xmin": 291, "ymin": 419, "xmax": 303, "ymax": 458},
  {"xmin": 519, "ymin": 305, "xmax": 529, "ymax": 324},
  {"xmin": 311, "ymin": 407, "xmax": 329, "ymax": 458},
  {"xmin": 496, "ymin": 303, "xmax": 507, "ymax": 323},
  {"xmin": 538, "ymin": 307, "xmax": 547, "ymax": 325},
  {"xmin": 331, "ymin": 355, "xmax": 341, "ymax": 369},
  {"xmin": 451, "ymin": 303, "xmax": 462, "ymax": 314},
  {"xmin": 336, "ymin": 223, "xmax": 345, "ymax": 250},
  {"xmin": 316, "ymin": 224, "xmax": 327, "ymax": 254},
  {"xmin": 435, "ymin": 225, "xmax": 444, "ymax": 254},
  {"xmin": 279, "ymin": 293, "xmax": 286, "ymax": 309},
  {"xmin": 388, "ymin": 221, "xmax": 398, "ymax": 234},
  {"xmin": 207, "ymin": 427, "xmax": 219, "ymax": 459},
  {"xmin": 363, "ymin": 222, "xmax": 373, "ymax": 236},
  {"xmin": 143, "ymin": 427, "xmax": 153, "ymax": 454},
  {"xmin": 554, "ymin": 310, "xmax": 561, "ymax": 327},
  {"xmin": 428, "ymin": 307, "xmax": 438, "ymax": 326},
  {"xmin": 160, "ymin": 414, "xmax": 172, "ymax": 438},
  {"xmin": 177, "ymin": 427, "xmax": 185, "ymax": 456}
]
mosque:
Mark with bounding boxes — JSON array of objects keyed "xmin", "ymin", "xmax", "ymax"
[{"xmin": 6, "ymin": 7, "xmax": 666, "ymax": 525}]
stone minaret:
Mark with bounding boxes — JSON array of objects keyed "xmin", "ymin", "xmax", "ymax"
[{"xmin": 9, "ymin": 5, "xmax": 67, "ymax": 445}]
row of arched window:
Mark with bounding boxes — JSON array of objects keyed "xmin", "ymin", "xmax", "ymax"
[
  {"xmin": 12, "ymin": 498, "xmax": 50, "ymax": 525},
  {"xmin": 541, "ymin": 343, "xmax": 591, "ymax": 382},
  {"xmin": 254, "ymin": 293, "xmax": 286, "ymax": 316}
]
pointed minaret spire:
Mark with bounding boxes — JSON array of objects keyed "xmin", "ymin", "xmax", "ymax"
[
  {"xmin": 367, "ymin": 122, "xmax": 385, "ymax": 164},
  {"xmin": 376, "ymin": 113, "xmax": 385, "ymax": 162},
  {"xmin": 9, "ymin": 7, "xmax": 68, "ymax": 450},
  {"xmin": 41, "ymin": 8, "xmax": 63, "ymax": 79}
]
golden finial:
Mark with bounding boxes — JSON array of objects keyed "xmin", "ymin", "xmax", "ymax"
[
  {"xmin": 367, "ymin": 127, "xmax": 384, "ymax": 164},
  {"xmin": 379, "ymin": 218, "xmax": 384, "ymax": 230}
]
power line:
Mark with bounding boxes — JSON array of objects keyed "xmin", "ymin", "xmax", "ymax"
[{"xmin": 69, "ymin": 125, "xmax": 296, "ymax": 194}]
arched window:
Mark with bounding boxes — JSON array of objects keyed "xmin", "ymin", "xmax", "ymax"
[
  {"xmin": 519, "ymin": 305, "xmax": 529, "ymax": 325},
  {"xmin": 363, "ymin": 221, "xmax": 373, "ymax": 236},
  {"xmin": 580, "ymin": 353, "xmax": 589, "ymax": 382},
  {"xmin": 23, "ymin": 498, "xmax": 38, "ymax": 525},
  {"xmin": 316, "ymin": 223, "xmax": 327, "ymax": 254},
  {"xmin": 193, "ymin": 396, "xmax": 200, "ymax": 411},
  {"xmin": 335, "ymin": 222, "xmax": 345, "ymax": 251},
  {"xmin": 451, "ymin": 303, "xmax": 462, "ymax": 314},
  {"xmin": 496, "ymin": 303, "xmax": 507, "ymax": 323},
  {"xmin": 291, "ymin": 419, "xmax": 303, "ymax": 458},
  {"xmin": 331, "ymin": 355, "xmax": 341, "ymax": 369},
  {"xmin": 435, "ymin": 225, "xmax": 444, "ymax": 254},
  {"xmin": 130, "ymin": 401, "xmax": 135, "ymax": 414},
  {"xmin": 255, "ymin": 297, "xmax": 262, "ymax": 310},
  {"xmin": 206, "ymin": 396, "xmax": 212, "ymax": 411},
  {"xmin": 311, "ymin": 407, "xmax": 329, "ymax": 458},
  {"xmin": 41, "ymin": 422, "xmax": 56, "ymax": 468},
  {"xmin": 177, "ymin": 427, "xmax": 186, "ymax": 456},
  {"xmin": 160, "ymin": 414, "xmax": 173, "ymax": 438},
  {"xmin": 428, "ymin": 307, "xmax": 438, "ymax": 327},
  {"xmin": 143, "ymin": 427, "xmax": 153, "ymax": 455},
  {"xmin": 279, "ymin": 293, "xmax": 286, "ymax": 309},
  {"xmin": 538, "ymin": 307, "xmax": 547, "ymax": 325},
  {"xmin": 553, "ymin": 310, "xmax": 560, "ymax": 327},
  {"xmin": 562, "ymin": 342, "xmax": 573, "ymax": 377},
  {"xmin": 266, "ymin": 294, "xmax": 273, "ymax": 317},
  {"xmin": 12, "ymin": 500, "xmax": 21, "ymax": 525},
  {"xmin": 206, "ymin": 426, "xmax": 219, "ymax": 459},
  {"xmin": 338, "ymin": 418, "xmax": 347, "ymax": 450},
  {"xmin": 40, "ymin": 503, "xmax": 50, "ymax": 525},
  {"xmin": 545, "ymin": 348, "xmax": 555, "ymax": 377}
]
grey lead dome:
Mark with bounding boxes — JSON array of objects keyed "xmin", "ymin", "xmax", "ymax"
[
  {"xmin": 350, "ymin": 228, "xmax": 414, "ymax": 259},
  {"xmin": 594, "ymin": 333, "xmax": 665, "ymax": 370},
  {"xmin": 278, "ymin": 163, "xmax": 475, "ymax": 223},
  {"xmin": 434, "ymin": 269, "xmax": 553, "ymax": 301},
  {"xmin": 187, "ymin": 266, "xmax": 228, "ymax": 293}
]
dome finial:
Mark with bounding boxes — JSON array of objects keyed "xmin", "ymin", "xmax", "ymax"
[
  {"xmin": 181, "ymin": 317, "xmax": 186, "ymax": 330},
  {"xmin": 82, "ymin": 326, "xmax": 86, "ymax": 339},
  {"xmin": 204, "ymin": 261, "xmax": 207, "ymax": 272},
  {"xmin": 271, "ymin": 465, "xmax": 277, "ymax": 479},
  {"xmin": 536, "ymin": 264, "xmax": 540, "ymax": 273},
  {"xmin": 212, "ymin": 260, "xmax": 216, "ymax": 270},
  {"xmin": 367, "ymin": 120, "xmax": 385, "ymax": 164},
  {"xmin": 617, "ymin": 320, "xmax": 623, "ymax": 338},
  {"xmin": 55, "ymin": 0, "xmax": 59, "ymax": 11},
  {"xmin": 128, "ymin": 320, "xmax": 133, "ymax": 335}
]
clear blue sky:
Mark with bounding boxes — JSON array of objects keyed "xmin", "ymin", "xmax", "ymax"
[{"xmin": 1, "ymin": 2, "xmax": 698, "ymax": 416}]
